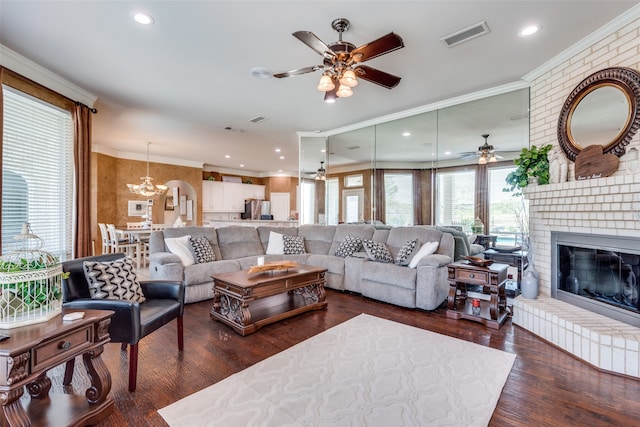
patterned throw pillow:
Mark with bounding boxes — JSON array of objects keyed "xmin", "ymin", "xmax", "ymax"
[
  {"xmin": 335, "ymin": 235, "xmax": 363, "ymax": 258},
  {"xmin": 83, "ymin": 257, "xmax": 146, "ymax": 303},
  {"xmin": 189, "ymin": 236, "xmax": 215, "ymax": 263},
  {"xmin": 283, "ymin": 235, "xmax": 306, "ymax": 254},
  {"xmin": 395, "ymin": 239, "xmax": 418, "ymax": 266},
  {"xmin": 362, "ymin": 239, "xmax": 394, "ymax": 263}
]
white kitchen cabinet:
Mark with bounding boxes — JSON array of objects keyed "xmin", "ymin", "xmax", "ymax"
[
  {"xmin": 202, "ymin": 181, "xmax": 265, "ymax": 212},
  {"xmin": 243, "ymin": 184, "xmax": 265, "ymax": 200}
]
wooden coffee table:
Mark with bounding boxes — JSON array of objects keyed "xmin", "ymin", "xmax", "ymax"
[{"xmin": 210, "ymin": 264, "xmax": 327, "ymax": 335}]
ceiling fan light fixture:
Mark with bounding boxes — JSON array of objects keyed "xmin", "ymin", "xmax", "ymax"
[
  {"xmin": 316, "ymin": 161, "xmax": 327, "ymax": 180},
  {"xmin": 336, "ymin": 84, "xmax": 353, "ymax": 98},
  {"xmin": 317, "ymin": 74, "xmax": 335, "ymax": 92},
  {"xmin": 488, "ymin": 154, "xmax": 498, "ymax": 163},
  {"xmin": 478, "ymin": 155, "xmax": 488, "ymax": 165},
  {"xmin": 340, "ymin": 69, "xmax": 358, "ymax": 87}
]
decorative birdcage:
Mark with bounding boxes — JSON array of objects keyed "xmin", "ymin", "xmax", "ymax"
[{"xmin": 0, "ymin": 223, "xmax": 63, "ymax": 328}]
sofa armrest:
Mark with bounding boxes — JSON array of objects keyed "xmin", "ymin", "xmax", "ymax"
[
  {"xmin": 416, "ymin": 254, "xmax": 452, "ymax": 268},
  {"xmin": 149, "ymin": 252, "xmax": 184, "ymax": 282}
]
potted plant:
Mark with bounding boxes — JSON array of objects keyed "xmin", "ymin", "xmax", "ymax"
[{"xmin": 504, "ymin": 144, "xmax": 553, "ymax": 194}]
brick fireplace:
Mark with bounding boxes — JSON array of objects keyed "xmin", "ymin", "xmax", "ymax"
[{"xmin": 512, "ymin": 177, "xmax": 640, "ymax": 378}]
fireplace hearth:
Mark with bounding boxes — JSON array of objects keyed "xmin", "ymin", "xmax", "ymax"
[{"xmin": 551, "ymin": 232, "xmax": 640, "ymax": 328}]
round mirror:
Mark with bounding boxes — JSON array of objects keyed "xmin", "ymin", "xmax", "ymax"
[{"xmin": 558, "ymin": 67, "xmax": 640, "ymax": 161}]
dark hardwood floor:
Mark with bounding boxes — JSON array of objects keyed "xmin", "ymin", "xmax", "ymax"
[{"xmin": 42, "ymin": 289, "xmax": 639, "ymax": 426}]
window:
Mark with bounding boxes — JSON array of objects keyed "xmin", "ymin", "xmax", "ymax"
[
  {"xmin": 488, "ymin": 166, "xmax": 526, "ymax": 245},
  {"xmin": 344, "ymin": 174, "xmax": 363, "ymax": 187},
  {"xmin": 436, "ymin": 170, "xmax": 475, "ymax": 231},
  {"xmin": 384, "ymin": 173, "xmax": 414, "ymax": 226},
  {"xmin": 2, "ymin": 86, "xmax": 73, "ymax": 259},
  {"xmin": 342, "ymin": 188, "xmax": 364, "ymax": 223}
]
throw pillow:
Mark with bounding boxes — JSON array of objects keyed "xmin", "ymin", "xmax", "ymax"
[
  {"xmin": 334, "ymin": 235, "xmax": 363, "ymax": 258},
  {"xmin": 362, "ymin": 239, "xmax": 394, "ymax": 263},
  {"xmin": 395, "ymin": 239, "xmax": 418, "ymax": 266},
  {"xmin": 408, "ymin": 241, "xmax": 439, "ymax": 268},
  {"xmin": 189, "ymin": 236, "xmax": 215, "ymax": 263},
  {"xmin": 165, "ymin": 235, "xmax": 195, "ymax": 266},
  {"xmin": 83, "ymin": 257, "xmax": 146, "ymax": 303},
  {"xmin": 282, "ymin": 235, "xmax": 306, "ymax": 254},
  {"xmin": 266, "ymin": 231, "xmax": 285, "ymax": 255}
]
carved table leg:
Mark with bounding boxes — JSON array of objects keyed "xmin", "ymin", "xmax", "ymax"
[
  {"xmin": 26, "ymin": 372, "xmax": 51, "ymax": 399},
  {"xmin": 447, "ymin": 282, "xmax": 458, "ymax": 310},
  {"xmin": 82, "ymin": 345, "xmax": 111, "ymax": 405},
  {"xmin": 0, "ymin": 387, "xmax": 29, "ymax": 427},
  {"xmin": 490, "ymin": 286, "xmax": 499, "ymax": 320}
]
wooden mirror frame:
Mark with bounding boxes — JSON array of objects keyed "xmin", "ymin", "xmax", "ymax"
[{"xmin": 557, "ymin": 67, "xmax": 640, "ymax": 162}]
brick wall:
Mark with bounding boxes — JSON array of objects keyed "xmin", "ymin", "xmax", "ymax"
[{"xmin": 527, "ymin": 17, "xmax": 640, "ymax": 295}]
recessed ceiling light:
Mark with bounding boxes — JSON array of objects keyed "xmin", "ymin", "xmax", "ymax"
[
  {"xmin": 240, "ymin": 164, "xmax": 245, "ymax": 168},
  {"xmin": 279, "ymin": 156, "xmax": 285, "ymax": 160},
  {"xmin": 321, "ymin": 149, "xmax": 326, "ymax": 153},
  {"xmin": 519, "ymin": 25, "xmax": 540, "ymax": 37},
  {"xmin": 444, "ymin": 151, "xmax": 452, "ymax": 155},
  {"xmin": 225, "ymin": 155, "xmax": 231, "ymax": 159},
  {"xmin": 402, "ymin": 131, "xmax": 411, "ymax": 137},
  {"xmin": 133, "ymin": 12, "xmax": 154, "ymax": 25},
  {"xmin": 250, "ymin": 67, "xmax": 273, "ymax": 79},
  {"xmin": 275, "ymin": 148, "xmax": 281, "ymax": 152},
  {"xmin": 278, "ymin": 169, "xmax": 283, "ymax": 173}
]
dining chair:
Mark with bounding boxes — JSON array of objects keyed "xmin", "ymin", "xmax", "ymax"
[
  {"xmin": 61, "ymin": 253, "xmax": 185, "ymax": 392},
  {"xmin": 98, "ymin": 223, "xmax": 111, "ymax": 254},
  {"xmin": 106, "ymin": 223, "xmax": 141, "ymax": 269}
]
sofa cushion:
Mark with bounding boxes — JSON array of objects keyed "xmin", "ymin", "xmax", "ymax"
[
  {"xmin": 257, "ymin": 226, "xmax": 298, "ymax": 252},
  {"xmin": 361, "ymin": 261, "xmax": 417, "ymax": 290},
  {"xmin": 83, "ymin": 257, "xmax": 146, "ymax": 303},
  {"xmin": 395, "ymin": 239, "xmax": 418, "ymax": 266},
  {"xmin": 154, "ymin": 226, "xmax": 222, "ymax": 261},
  {"xmin": 283, "ymin": 235, "xmax": 306, "ymax": 254},
  {"xmin": 362, "ymin": 239, "xmax": 394, "ymax": 263},
  {"xmin": 306, "ymin": 254, "xmax": 345, "ymax": 275},
  {"xmin": 328, "ymin": 224, "xmax": 375, "ymax": 256},
  {"xmin": 216, "ymin": 226, "xmax": 264, "ymax": 260},
  {"xmin": 266, "ymin": 231, "xmax": 284, "ymax": 254},
  {"xmin": 189, "ymin": 236, "xmax": 215, "ymax": 263},
  {"xmin": 165, "ymin": 235, "xmax": 196, "ymax": 266},
  {"xmin": 185, "ymin": 259, "xmax": 241, "ymax": 286},
  {"xmin": 408, "ymin": 241, "xmax": 440, "ymax": 268},
  {"xmin": 297, "ymin": 225, "xmax": 336, "ymax": 255},
  {"xmin": 334, "ymin": 235, "xmax": 363, "ymax": 258}
]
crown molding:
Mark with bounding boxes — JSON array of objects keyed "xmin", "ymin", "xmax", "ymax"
[
  {"xmin": 0, "ymin": 44, "xmax": 97, "ymax": 106},
  {"xmin": 523, "ymin": 4, "xmax": 640, "ymax": 82},
  {"xmin": 93, "ymin": 144, "xmax": 204, "ymax": 169}
]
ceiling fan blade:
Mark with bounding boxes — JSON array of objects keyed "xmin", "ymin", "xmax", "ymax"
[
  {"xmin": 350, "ymin": 32, "xmax": 404, "ymax": 63},
  {"xmin": 354, "ymin": 65, "xmax": 401, "ymax": 89},
  {"xmin": 293, "ymin": 31, "xmax": 336, "ymax": 59},
  {"xmin": 456, "ymin": 152, "xmax": 480, "ymax": 159},
  {"xmin": 273, "ymin": 65, "xmax": 323, "ymax": 78}
]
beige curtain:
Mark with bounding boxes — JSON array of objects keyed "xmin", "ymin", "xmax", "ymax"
[
  {"xmin": 73, "ymin": 103, "xmax": 93, "ymax": 258},
  {"xmin": 475, "ymin": 163, "xmax": 488, "ymax": 232}
]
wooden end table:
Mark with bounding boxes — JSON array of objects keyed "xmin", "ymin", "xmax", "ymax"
[
  {"xmin": 0, "ymin": 309, "xmax": 114, "ymax": 427},
  {"xmin": 446, "ymin": 262, "xmax": 509, "ymax": 329},
  {"xmin": 211, "ymin": 264, "xmax": 327, "ymax": 336}
]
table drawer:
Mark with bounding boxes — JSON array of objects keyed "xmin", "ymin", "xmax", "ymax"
[
  {"xmin": 32, "ymin": 326, "xmax": 93, "ymax": 372},
  {"xmin": 456, "ymin": 268, "xmax": 488, "ymax": 283}
]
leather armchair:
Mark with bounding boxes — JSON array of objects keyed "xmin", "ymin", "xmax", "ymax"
[{"xmin": 61, "ymin": 253, "xmax": 185, "ymax": 392}]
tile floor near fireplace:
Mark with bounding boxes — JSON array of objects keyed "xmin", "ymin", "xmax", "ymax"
[{"xmin": 513, "ymin": 295, "xmax": 640, "ymax": 379}]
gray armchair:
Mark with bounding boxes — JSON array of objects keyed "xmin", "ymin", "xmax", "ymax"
[{"xmin": 61, "ymin": 253, "xmax": 185, "ymax": 392}]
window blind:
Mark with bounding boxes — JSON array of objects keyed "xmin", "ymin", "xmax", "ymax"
[{"xmin": 2, "ymin": 85, "xmax": 73, "ymax": 260}]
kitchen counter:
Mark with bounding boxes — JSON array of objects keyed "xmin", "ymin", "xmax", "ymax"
[{"xmin": 206, "ymin": 219, "xmax": 298, "ymax": 228}]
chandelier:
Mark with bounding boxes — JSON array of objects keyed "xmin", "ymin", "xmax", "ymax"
[
  {"xmin": 126, "ymin": 142, "xmax": 168, "ymax": 197},
  {"xmin": 477, "ymin": 134, "xmax": 498, "ymax": 165},
  {"xmin": 315, "ymin": 161, "xmax": 326, "ymax": 181}
]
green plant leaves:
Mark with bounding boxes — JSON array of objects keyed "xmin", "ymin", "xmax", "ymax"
[{"xmin": 504, "ymin": 144, "xmax": 553, "ymax": 195}]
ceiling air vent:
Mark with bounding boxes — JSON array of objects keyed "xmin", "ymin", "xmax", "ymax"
[
  {"xmin": 441, "ymin": 21, "xmax": 490, "ymax": 47},
  {"xmin": 249, "ymin": 116, "xmax": 268, "ymax": 124}
]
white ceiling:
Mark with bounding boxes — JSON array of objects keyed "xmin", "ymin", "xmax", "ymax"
[{"xmin": 1, "ymin": 1, "xmax": 638, "ymax": 175}]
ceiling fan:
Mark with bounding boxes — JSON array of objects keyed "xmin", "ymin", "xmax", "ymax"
[
  {"xmin": 457, "ymin": 134, "xmax": 503, "ymax": 164},
  {"xmin": 273, "ymin": 18, "xmax": 404, "ymax": 102}
]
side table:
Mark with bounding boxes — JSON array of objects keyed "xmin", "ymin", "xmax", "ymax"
[
  {"xmin": 0, "ymin": 309, "xmax": 114, "ymax": 427},
  {"xmin": 446, "ymin": 262, "xmax": 509, "ymax": 329}
]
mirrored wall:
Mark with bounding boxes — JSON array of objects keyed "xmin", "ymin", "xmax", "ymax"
[{"xmin": 299, "ymin": 86, "xmax": 530, "ymax": 240}]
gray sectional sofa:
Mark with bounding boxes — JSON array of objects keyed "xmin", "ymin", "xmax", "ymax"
[{"xmin": 149, "ymin": 224, "xmax": 455, "ymax": 311}]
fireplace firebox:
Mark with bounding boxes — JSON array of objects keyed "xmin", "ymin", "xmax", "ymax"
[{"xmin": 551, "ymin": 232, "xmax": 640, "ymax": 328}]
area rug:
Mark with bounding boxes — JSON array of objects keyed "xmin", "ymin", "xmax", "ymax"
[{"xmin": 159, "ymin": 314, "xmax": 516, "ymax": 426}]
